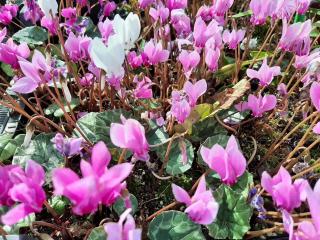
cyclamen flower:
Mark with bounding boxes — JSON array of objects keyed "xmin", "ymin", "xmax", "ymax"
[
  {"xmin": 249, "ymin": 0, "xmax": 273, "ymax": 25},
  {"xmin": 294, "ymin": 50, "xmax": 320, "ymax": 70},
  {"xmin": 172, "ymin": 176, "xmax": 219, "ymax": 224},
  {"xmin": 236, "ymin": 94, "xmax": 277, "ymax": 117},
  {"xmin": 211, "ymin": 0, "xmax": 234, "ymax": 16},
  {"xmin": 127, "ymin": 51, "xmax": 148, "ymax": 68},
  {"xmin": 52, "ymin": 133, "xmax": 83, "ymax": 157},
  {"xmin": 80, "ymin": 73, "xmax": 94, "ymax": 87},
  {"xmin": 138, "ymin": 0, "xmax": 155, "ymax": 9},
  {"xmin": 205, "ymin": 48, "xmax": 220, "ymax": 72},
  {"xmin": 296, "ymin": 0, "xmax": 311, "ymax": 14},
  {"xmin": 279, "ymin": 20, "xmax": 312, "ymax": 56},
  {"xmin": 171, "ymin": 9, "xmax": 192, "ymax": 37},
  {"xmin": 133, "ymin": 76, "xmax": 153, "ymax": 99},
  {"xmin": 102, "ymin": 1, "xmax": 117, "ymax": 18},
  {"xmin": 143, "ymin": 40, "xmax": 169, "ymax": 65},
  {"xmin": 222, "ymin": 29, "xmax": 246, "ymax": 50},
  {"xmin": 310, "ymin": 82, "xmax": 320, "ymax": 112},
  {"xmin": 23, "ymin": 0, "xmax": 43, "ymax": 24},
  {"xmin": 0, "ymin": 165, "xmax": 21, "ymax": 206},
  {"xmin": 11, "ymin": 50, "xmax": 51, "ymax": 94},
  {"xmin": 65, "ymin": 32, "xmax": 91, "ymax": 61},
  {"xmin": 98, "ymin": 19, "xmax": 114, "ymax": 42},
  {"xmin": 277, "ymin": 83, "xmax": 288, "ymax": 96},
  {"xmin": 271, "ymin": 0, "xmax": 297, "ymax": 21},
  {"xmin": 53, "ymin": 142, "xmax": 133, "ymax": 215},
  {"xmin": 0, "ymin": 39, "xmax": 30, "ymax": 69},
  {"xmin": 1, "ymin": 160, "xmax": 46, "ymax": 225},
  {"xmin": 194, "ymin": 17, "xmax": 222, "ymax": 48},
  {"xmin": 166, "ymin": 0, "xmax": 188, "ymax": 11},
  {"xmin": 246, "ymin": 58, "xmax": 281, "ymax": 86},
  {"xmin": 196, "ymin": 5, "xmax": 214, "ymax": 22},
  {"xmin": 110, "ymin": 117, "xmax": 150, "ymax": 161},
  {"xmin": 0, "ymin": 4, "xmax": 18, "ymax": 25},
  {"xmin": 38, "ymin": 0, "xmax": 58, "ymax": 19},
  {"xmin": 313, "ymin": 122, "xmax": 320, "ymax": 135},
  {"xmin": 178, "ymin": 50, "xmax": 201, "ymax": 78},
  {"xmin": 149, "ymin": 4, "xmax": 170, "ymax": 24},
  {"xmin": 183, "ymin": 79, "xmax": 207, "ymax": 107},
  {"xmin": 261, "ymin": 167, "xmax": 308, "ymax": 212},
  {"xmin": 200, "ymin": 135, "xmax": 247, "ymax": 185},
  {"xmin": 170, "ymin": 90, "xmax": 191, "ymax": 124},
  {"xmin": 104, "ymin": 209, "xmax": 141, "ymax": 240}
]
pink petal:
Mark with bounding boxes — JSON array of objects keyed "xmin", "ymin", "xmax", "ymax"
[
  {"xmin": 1, "ymin": 203, "xmax": 33, "ymax": 225},
  {"xmin": 25, "ymin": 159, "xmax": 45, "ymax": 186},
  {"xmin": 171, "ymin": 184, "xmax": 191, "ymax": 205},
  {"xmin": 52, "ymin": 168, "xmax": 79, "ymax": 195},
  {"xmin": 91, "ymin": 141, "xmax": 111, "ymax": 176},
  {"xmin": 110, "ymin": 123, "xmax": 127, "ymax": 148},
  {"xmin": 11, "ymin": 77, "xmax": 38, "ymax": 93}
]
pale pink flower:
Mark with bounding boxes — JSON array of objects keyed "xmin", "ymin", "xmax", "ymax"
[
  {"xmin": 222, "ymin": 29, "xmax": 246, "ymax": 49},
  {"xmin": 183, "ymin": 79, "xmax": 207, "ymax": 107},
  {"xmin": 178, "ymin": 50, "xmax": 201, "ymax": 78}
]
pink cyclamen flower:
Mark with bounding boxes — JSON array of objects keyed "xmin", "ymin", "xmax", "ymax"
[
  {"xmin": 310, "ymin": 82, "xmax": 320, "ymax": 112},
  {"xmin": 53, "ymin": 141, "xmax": 133, "ymax": 215},
  {"xmin": 143, "ymin": 40, "xmax": 169, "ymax": 65},
  {"xmin": 110, "ymin": 117, "xmax": 150, "ymax": 161},
  {"xmin": 65, "ymin": 32, "xmax": 91, "ymax": 61},
  {"xmin": 104, "ymin": 208, "xmax": 141, "ymax": 240},
  {"xmin": 271, "ymin": 0, "xmax": 297, "ymax": 21},
  {"xmin": 80, "ymin": 73, "xmax": 94, "ymax": 87},
  {"xmin": 296, "ymin": 0, "xmax": 311, "ymax": 14},
  {"xmin": 171, "ymin": 9, "xmax": 192, "ymax": 37},
  {"xmin": 11, "ymin": 50, "xmax": 51, "ymax": 93},
  {"xmin": 277, "ymin": 83, "xmax": 288, "ymax": 97},
  {"xmin": 194, "ymin": 17, "xmax": 222, "ymax": 48},
  {"xmin": 170, "ymin": 90, "xmax": 191, "ymax": 124},
  {"xmin": 200, "ymin": 135, "xmax": 247, "ymax": 185},
  {"xmin": 40, "ymin": 16, "xmax": 58, "ymax": 36},
  {"xmin": 196, "ymin": 5, "xmax": 214, "ymax": 22},
  {"xmin": 133, "ymin": 76, "xmax": 153, "ymax": 99},
  {"xmin": 212, "ymin": 0, "xmax": 234, "ymax": 16},
  {"xmin": 236, "ymin": 94, "xmax": 277, "ymax": 117},
  {"xmin": 261, "ymin": 167, "xmax": 308, "ymax": 212},
  {"xmin": 52, "ymin": 133, "xmax": 83, "ymax": 157},
  {"xmin": 166, "ymin": 0, "xmax": 187, "ymax": 10},
  {"xmin": 0, "ymin": 28, "xmax": 7, "ymax": 43},
  {"xmin": 205, "ymin": 48, "xmax": 220, "ymax": 72},
  {"xmin": 279, "ymin": 19, "xmax": 312, "ymax": 56},
  {"xmin": 172, "ymin": 176, "xmax": 219, "ymax": 224},
  {"xmin": 1, "ymin": 160, "xmax": 46, "ymax": 225},
  {"xmin": 313, "ymin": 122, "xmax": 320, "ymax": 135},
  {"xmin": 249, "ymin": 0, "xmax": 273, "ymax": 25},
  {"xmin": 98, "ymin": 19, "xmax": 114, "ymax": 42},
  {"xmin": 0, "ymin": 4, "xmax": 18, "ymax": 25},
  {"xmin": 246, "ymin": 58, "xmax": 281, "ymax": 86},
  {"xmin": 0, "ymin": 165, "xmax": 21, "ymax": 207},
  {"xmin": 0, "ymin": 38, "xmax": 30, "ymax": 69},
  {"xmin": 127, "ymin": 51, "xmax": 148, "ymax": 68},
  {"xmin": 138, "ymin": 0, "xmax": 155, "ymax": 9},
  {"xmin": 149, "ymin": 4, "xmax": 170, "ymax": 24},
  {"xmin": 183, "ymin": 79, "xmax": 207, "ymax": 107},
  {"xmin": 103, "ymin": 1, "xmax": 117, "ymax": 18},
  {"xmin": 222, "ymin": 29, "xmax": 246, "ymax": 49},
  {"xmin": 178, "ymin": 50, "xmax": 201, "ymax": 78},
  {"xmin": 23, "ymin": 0, "xmax": 44, "ymax": 24},
  {"xmin": 294, "ymin": 50, "xmax": 320, "ymax": 70}
]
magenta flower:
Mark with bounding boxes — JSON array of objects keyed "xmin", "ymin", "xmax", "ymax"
[
  {"xmin": 249, "ymin": 0, "xmax": 273, "ymax": 25},
  {"xmin": 103, "ymin": 1, "xmax": 117, "ymax": 18},
  {"xmin": 296, "ymin": 0, "xmax": 311, "ymax": 14},
  {"xmin": 261, "ymin": 167, "xmax": 308, "ymax": 212},
  {"xmin": 196, "ymin": 6, "xmax": 214, "ymax": 22},
  {"xmin": 143, "ymin": 40, "xmax": 169, "ymax": 65},
  {"xmin": 246, "ymin": 58, "xmax": 281, "ymax": 86},
  {"xmin": 166, "ymin": 0, "xmax": 187, "ymax": 10},
  {"xmin": 41, "ymin": 16, "xmax": 58, "ymax": 36},
  {"xmin": 194, "ymin": 17, "xmax": 222, "ymax": 48},
  {"xmin": 127, "ymin": 51, "xmax": 147, "ymax": 69},
  {"xmin": 294, "ymin": 50, "xmax": 320, "ymax": 69},
  {"xmin": 110, "ymin": 117, "xmax": 150, "ymax": 161},
  {"xmin": 65, "ymin": 32, "xmax": 91, "ymax": 61},
  {"xmin": 0, "ymin": 165, "xmax": 21, "ymax": 207},
  {"xmin": 172, "ymin": 176, "xmax": 219, "ymax": 225},
  {"xmin": 279, "ymin": 19, "xmax": 312, "ymax": 56},
  {"xmin": 53, "ymin": 142, "xmax": 133, "ymax": 215},
  {"xmin": 211, "ymin": 0, "xmax": 234, "ymax": 16},
  {"xmin": 23, "ymin": 0, "xmax": 44, "ymax": 24},
  {"xmin": 171, "ymin": 9, "xmax": 192, "ymax": 37},
  {"xmin": 170, "ymin": 90, "xmax": 191, "ymax": 124},
  {"xmin": 0, "ymin": 4, "xmax": 18, "ymax": 25},
  {"xmin": 0, "ymin": 39, "xmax": 30, "ymax": 69},
  {"xmin": 0, "ymin": 28, "xmax": 6, "ymax": 43},
  {"xmin": 133, "ymin": 76, "xmax": 153, "ymax": 99},
  {"xmin": 104, "ymin": 208, "xmax": 141, "ymax": 240},
  {"xmin": 236, "ymin": 94, "xmax": 277, "ymax": 117},
  {"xmin": 200, "ymin": 135, "xmax": 247, "ymax": 185},
  {"xmin": 11, "ymin": 50, "xmax": 51, "ymax": 93},
  {"xmin": 149, "ymin": 4, "xmax": 170, "ymax": 24},
  {"xmin": 271, "ymin": 0, "xmax": 297, "ymax": 21},
  {"xmin": 183, "ymin": 79, "xmax": 207, "ymax": 107},
  {"xmin": 205, "ymin": 48, "xmax": 220, "ymax": 72},
  {"xmin": 52, "ymin": 133, "xmax": 83, "ymax": 157},
  {"xmin": 222, "ymin": 29, "xmax": 245, "ymax": 49},
  {"xmin": 178, "ymin": 50, "xmax": 200, "ymax": 78},
  {"xmin": 138, "ymin": 0, "xmax": 155, "ymax": 9},
  {"xmin": 1, "ymin": 160, "xmax": 46, "ymax": 225},
  {"xmin": 310, "ymin": 82, "xmax": 320, "ymax": 112},
  {"xmin": 80, "ymin": 73, "xmax": 94, "ymax": 87},
  {"xmin": 98, "ymin": 19, "xmax": 114, "ymax": 42}
]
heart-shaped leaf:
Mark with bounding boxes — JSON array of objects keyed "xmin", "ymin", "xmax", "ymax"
[
  {"xmin": 45, "ymin": 98, "xmax": 80, "ymax": 117},
  {"xmin": 87, "ymin": 227, "xmax": 107, "ymax": 240},
  {"xmin": 13, "ymin": 26, "xmax": 48, "ymax": 47},
  {"xmin": 113, "ymin": 194, "xmax": 138, "ymax": 216}
]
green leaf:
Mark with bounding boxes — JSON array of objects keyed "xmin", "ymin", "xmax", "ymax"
[
  {"xmin": 45, "ymin": 98, "xmax": 80, "ymax": 117},
  {"xmin": 12, "ymin": 133, "xmax": 64, "ymax": 173},
  {"xmin": 147, "ymin": 121, "xmax": 169, "ymax": 146},
  {"xmin": 0, "ymin": 134, "xmax": 25, "ymax": 161},
  {"xmin": 249, "ymin": 51, "xmax": 273, "ymax": 59},
  {"xmin": 156, "ymin": 139, "xmax": 194, "ymax": 176},
  {"xmin": 87, "ymin": 227, "xmax": 107, "ymax": 240},
  {"xmin": 12, "ymin": 26, "xmax": 48, "ymax": 46},
  {"xmin": 218, "ymin": 108, "xmax": 249, "ymax": 124},
  {"xmin": 148, "ymin": 211, "xmax": 205, "ymax": 240},
  {"xmin": 113, "ymin": 194, "xmax": 138, "ymax": 216},
  {"xmin": 73, "ymin": 110, "xmax": 131, "ymax": 146},
  {"xmin": 49, "ymin": 196, "xmax": 68, "ymax": 215},
  {"xmin": 207, "ymin": 185, "xmax": 252, "ymax": 239},
  {"xmin": 197, "ymin": 134, "xmax": 230, "ymax": 166},
  {"xmin": 232, "ymin": 10, "xmax": 252, "ymax": 18},
  {"xmin": 1, "ymin": 63, "xmax": 14, "ymax": 77}
]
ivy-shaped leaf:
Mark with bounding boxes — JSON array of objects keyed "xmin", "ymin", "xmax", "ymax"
[
  {"xmin": 12, "ymin": 26, "xmax": 48, "ymax": 47},
  {"xmin": 73, "ymin": 110, "xmax": 131, "ymax": 146},
  {"xmin": 113, "ymin": 194, "xmax": 138, "ymax": 216},
  {"xmin": 156, "ymin": 139, "xmax": 194, "ymax": 176},
  {"xmin": 12, "ymin": 133, "xmax": 64, "ymax": 173},
  {"xmin": 0, "ymin": 134, "xmax": 25, "ymax": 161},
  {"xmin": 45, "ymin": 98, "xmax": 80, "ymax": 117},
  {"xmin": 207, "ymin": 185, "xmax": 253, "ymax": 239},
  {"xmin": 87, "ymin": 227, "xmax": 107, "ymax": 240},
  {"xmin": 148, "ymin": 211, "xmax": 205, "ymax": 240}
]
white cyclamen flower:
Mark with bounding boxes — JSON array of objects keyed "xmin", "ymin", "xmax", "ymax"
[{"xmin": 38, "ymin": 0, "xmax": 58, "ymax": 19}]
